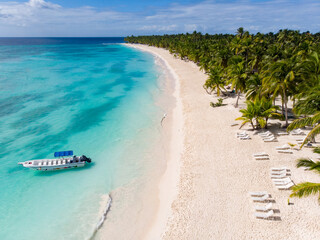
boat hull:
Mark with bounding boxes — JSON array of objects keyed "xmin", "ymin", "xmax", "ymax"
[{"xmin": 19, "ymin": 158, "xmax": 86, "ymax": 171}]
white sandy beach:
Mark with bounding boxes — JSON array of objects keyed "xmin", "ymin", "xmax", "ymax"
[{"xmin": 127, "ymin": 44, "xmax": 320, "ymax": 240}]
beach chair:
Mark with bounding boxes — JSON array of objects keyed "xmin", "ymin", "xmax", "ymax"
[
  {"xmin": 255, "ymin": 203, "xmax": 273, "ymax": 212},
  {"xmin": 258, "ymin": 131, "xmax": 271, "ymax": 136},
  {"xmin": 253, "ymin": 152, "xmax": 269, "ymax": 157},
  {"xmin": 291, "ymin": 129, "xmax": 305, "ymax": 135},
  {"xmin": 237, "ymin": 133, "xmax": 248, "ymax": 138},
  {"xmin": 275, "ymin": 144, "xmax": 290, "ymax": 150},
  {"xmin": 264, "ymin": 137, "xmax": 277, "ymax": 142},
  {"xmin": 270, "ymin": 169, "xmax": 286, "ymax": 175},
  {"xmin": 270, "ymin": 167, "xmax": 289, "ymax": 172},
  {"xmin": 272, "ymin": 177, "xmax": 291, "ymax": 183},
  {"xmin": 276, "ymin": 182, "xmax": 294, "ymax": 190},
  {"xmin": 62, "ymin": 160, "xmax": 66, "ymax": 164},
  {"xmin": 251, "ymin": 194, "xmax": 269, "ymax": 202},
  {"xmin": 273, "ymin": 179, "xmax": 292, "ymax": 186},
  {"xmin": 270, "ymin": 172, "xmax": 287, "ymax": 179},
  {"xmin": 240, "ymin": 135, "xmax": 251, "ymax": 140},
  {"xmin": 277, "ymin": 150, "xmax": 293, "ymax": 154},
  {"xmin": 261, "ymin": 133, "xmax": 274, "ymax": 139},
  {"xmin": 58, "ymin": 160, "xmax": 61, "ymax": 165},
  {"xmin": 254, "ymin": 210, "xmax": 274, "ymax": 219},
  {"xmin": 277, "ymin": 132, "xmax": 289, "ymax": 136},
  {"xmin": 249, "ymin": 191, "xmax": 268, "ymax": 197},
  {"xmin": 237, "ymin": 131, "xmax": 247, "ymax": 135}
]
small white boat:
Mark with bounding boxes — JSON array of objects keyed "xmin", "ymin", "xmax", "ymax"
[{"xmin": 18, "ymin": 150, "xmax": 91, "ymax": 171}]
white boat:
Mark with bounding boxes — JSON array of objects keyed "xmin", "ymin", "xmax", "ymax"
[{"xmin": 18, "ymin": 150, "xmax": 91, "ymax": 171}]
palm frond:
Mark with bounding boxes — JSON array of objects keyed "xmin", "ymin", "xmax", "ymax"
[
  {"xmin": 296, "ymin": 158, "xmax": 320, "ymax": 172},
  {"xmin": 300, "ymin": 124, "xmax": 320, "ymax": 147},
  {"xmin": 313, "ymin": 147, "xmax": 320, "ymax": 155},
  {"xmin": 290, "ymin": 182, "xmax": 320, "ymax": 203},
  {"xmin": 287, "ymin": 117, "xmax": 313, "ymax": 131}
]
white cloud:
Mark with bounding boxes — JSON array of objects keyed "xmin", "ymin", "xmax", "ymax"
[{"xmin": 0, "ymin": 0, "xmax": 318, "ymax": 36}]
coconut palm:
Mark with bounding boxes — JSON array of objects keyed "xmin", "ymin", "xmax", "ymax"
[
  {"xmin": 263, "ymin": 56, "xmax": 299, "ymax": 126},
  {"xmin": 228, "ymin": 56, "xmax": 248, "ymax": 107},
  {"xmin": 290, "ymin": 158, "xmax": 320, "ymax": 203},
  {"xmin": 236, "ymin": 97, "xmax": 281, "ymax": 129},
  {"xmin": 287, "ymin": 112, "xmax": 320, "ymax": 147},
  {"xmin": 203, "ymin": 65, "xmax": 226, "ymax": 96}
]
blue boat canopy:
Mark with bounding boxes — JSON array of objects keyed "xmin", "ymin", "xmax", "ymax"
[{"xmin": 54, "ymin": 151, "xmax": 73, "ymax": 157}]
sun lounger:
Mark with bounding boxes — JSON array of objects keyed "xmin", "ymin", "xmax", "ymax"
[
  {"xmin": 258, "ymin": 131, "xmax": 271, "ymax": 136},
  {"xmin": 237, "ymin": 131, "xmax": 247, "ymax": 135},
  {"xmin": 240, "ymin": 135, "xmax": 251, "ymax": 140},
  {"xmin": 272, "ymin": 177, "xmax": 291, "ymax": 183},
  {"xmin": 264, "ymin": 137, "xmax": 277, "ymax": 142},
  {"xmin": 255, "ymin": 203, "xmax": 273, "ymax": 212},
  {"xmin": 270, "ymin": 173, "xmax": 287, "ymax": 179},
  {"xmin": 277, "ymin": 132, "xmax": 289, "ymax": 136},
  {"xmin": 261, "ymin": 133, "xmax": 274, "ymax": 139},
  {"xmin": 270, "ymin": 167, "xmax": 289, "ymax": 172},
  {"xmin": 277, "ymin": 150, "xmax": 293, "ymax": 154},
  {"xmin": 237, "ymin": 133, "xmax": 248, "ymax": 138},
  {"xmin": 253, "ymin": 152, "xmax": 269, "ymax": 157},
  {"xmin": 249, "ymin": 191, "xmax": 268, "ymax": 197},
  {"xmin": 270, "ymin": 169, "xmax": 286, "ymax": 175},
  {"xmin": 254, "ymin": 210, "xmax": 274, "ymax": 219},
  {"xmin": 291, "ymin": 129, "xmax": 305, "ymax": 135},
  {"xmin": 251, "ymin": 194, "xmax": 269, "ymax": 202},
  {"xmin": 273, "ymin": 179, "xmax": 292, "ymax": 186},
  {"xmin": 276, "ymin": 182, "xmax": 294, "ymax": 190},
  {"xmin": 276, "ymin": 144, "xmax": 290, "ymax": 150}
]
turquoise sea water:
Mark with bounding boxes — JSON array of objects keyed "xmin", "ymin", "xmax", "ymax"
[{"xmin": 0, "ymin": 39, "xmax": 164, "ymax": 239}]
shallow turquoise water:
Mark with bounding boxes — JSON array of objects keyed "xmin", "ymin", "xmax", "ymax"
[{"xmin": 0, "ymin": 41, "xmax": 163, "ymax": 239}]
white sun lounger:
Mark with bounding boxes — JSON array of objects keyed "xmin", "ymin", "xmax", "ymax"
[
  {"xmin": 275, "ymin": 144, "xmax": 290, "ymax": 150},
  {"xmin": 277, "ymin": 150, "xmax": 293, "ymax": 154},
  {"xmin": 272, "ymin": 177, "xmax": 291, "ymax": 183},
  {"xmin": 255, "ymin": 203, "xmax": 273, "ymax": 212},
  {"xmin": 249, "ymin": 191, "xmax": 268, "ymax": 197},
  {"xmin": 237, "ymin": 131, "xmax": 247, "ymax": 135},
  {"xmin": 258, "ymin": 131, "xmax": 271, "ymax": 136},
  {"xmin": 240, "ymin": 135, "xmax": 251, "ymax": 140},
  {"xmin": 255, "ymin": 210, "xmax": 274, "ymax": 219},
  {"xmin": 277, "ymin": 132, "xmax": 289, "ymax": 136},
  {"xmin": 253, "ymin": 152, "xmax": 269, "ymax": 157},
  {"xmin": 291, "ymin": 129, "xmax": 305, "ymax": 135},
  {"xmin": 270, "ymin": 169, "xmax": 286, "ymax": 175},
  {"xmin": 264, "ymin": 137, "xmax": 277, "ymax": 142},
  {"xmin": 261, "ymin": 134, "xmax": 274, "ymax": 139},
  {"xmin": 270, "ymin": 167, "xmax": 289, "ymax": 172},
  {"xmin": 251, "ymin": 194, "xmax": 269, "ymax": 202},
  {"xmin": 273, "ymin": 179, "xmax": 292, "ymax": 186},
  {"xmin": 276, "ymin": 182, "xmax": 294, "ymax": 190},
  {"xmin": 270, "ymin": 173, "xmax": 287, "ymax": 179}
]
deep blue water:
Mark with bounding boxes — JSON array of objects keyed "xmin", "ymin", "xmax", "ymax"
[{"xmin": 0, "ymin": 38, "xmax": 163, "ymax": 239}]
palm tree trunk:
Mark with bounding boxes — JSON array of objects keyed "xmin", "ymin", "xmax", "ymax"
[
  {"xmin": 235, "ymin": 91, "xmax": 240, "ymax": 108},
  {"xmin": 284, "ymin": 92, "xmax": 288, "ymax": 127}
]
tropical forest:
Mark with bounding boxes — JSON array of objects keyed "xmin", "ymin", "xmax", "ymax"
[{"xmin": 125, "ymin": 28, "xmax": 320, "ymax": 202}]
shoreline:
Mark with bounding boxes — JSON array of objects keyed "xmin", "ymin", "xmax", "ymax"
[
  {"xmin": 126, "ymin": 43, "xmax": 184, "ymax": 240},
  {"xmin": 125, "ymin": 44, "xmax": 320, "ymax": 240}
]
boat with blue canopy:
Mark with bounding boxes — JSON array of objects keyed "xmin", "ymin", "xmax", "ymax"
[{"xmin": 18, "ymin": 151, "xmax": 92, "ymax": 171}]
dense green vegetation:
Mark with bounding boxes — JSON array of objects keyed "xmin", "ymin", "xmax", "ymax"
[{"xmin": 125, "ymin": 28, "xmax": 320, "ymax": 142}]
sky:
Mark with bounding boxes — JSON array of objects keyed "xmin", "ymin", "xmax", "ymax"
[{"xmin": 0, "ymin": 0, "xmax": 319, "ymax": 37}]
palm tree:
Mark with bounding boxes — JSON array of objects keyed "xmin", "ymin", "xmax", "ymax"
[
  {"xmin": 287, "ymin": 112, "xmax": 320, "ymax": 147},
  {"xmin": 290, "ymin": 158, "xmax": 320, "ymax": 203},
  {"xmin": 228, "ymin": 56, "xmax": 247, "ymax": 107},
  {"xmin": 236, "ymin": 97, "xmax": 281, "ymax": 129},
  {"xmin": 263, "ymin": 56, "xmax": 299, "ymax": 126},
  {"xmin": 203, "ymin": 65, "xmax": 226, "ymax": 96}
]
